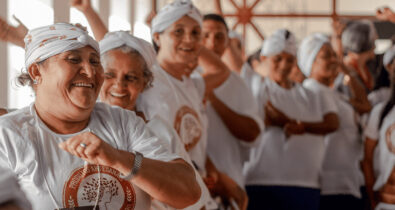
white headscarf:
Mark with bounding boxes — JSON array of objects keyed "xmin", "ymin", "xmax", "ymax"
[
  {"xmin": 151, "ymin": 0, "xmax": 202, "ymax": 36},
  {"xmin": 100, "ymin": 31, "xmax": 157, "ymax": 70},
  {"xmin": 260, "ymin": 29, "xmax": 297, "ymax": 57},
  {"xmin": 383, "ymin": 45, "xmax": 395, "ymax": 67},
  {"xmin": 297, "ymin": 33, "xmax": 329, "ymax": 77},
  {"xmin": 24, "ymin": 23, "xmax": 99, "ymax": 69}
]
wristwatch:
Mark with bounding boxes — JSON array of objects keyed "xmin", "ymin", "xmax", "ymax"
[{"xmin": 120, "ymin": 151, "xmax": 144, "ymax": 180}]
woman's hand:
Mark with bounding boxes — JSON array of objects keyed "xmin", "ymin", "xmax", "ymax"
[
  {"xmin": 59, "ymin": 131, "xmax": 120, "ymax": 167},
  {"xmin": 70, "ymin": 0, "xmax": 92, "ymax": 13},
  {"xmin": 0, "ymin": 108, "xmax": 7, "ymax": 116},
  {"xmin": 376, "ymin": 7, "xmax": 395, "ymax": 22},
  {"xmin": 0, "ymin": 15, "xmax": 27, "ymax": 47},
  {"xmin": 264, "ymin": 101, "xmax": 291, "ymax": 127},
  {"xmin": 212, "ymin": 172, "xmax": 248, "ymax": 210},
  {"xmin": 284, "ymin": 121, "xmax": 305, "ymax": 138}
]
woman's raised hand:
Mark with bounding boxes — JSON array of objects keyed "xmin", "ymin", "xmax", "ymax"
[
  {"xmin": 70, "ymin": 0, "xmax": 92, "ymax": 13},
  {"xmin": 0, "ymin": 15, "xmax": 27, "ymax": 47},
  {"xmin": 376, "ymin": 7, "xmax": 395, "ymax": 22},
  {"xmin": 59, "ymin": 131, "xmax": 120, "ymax": 167}
]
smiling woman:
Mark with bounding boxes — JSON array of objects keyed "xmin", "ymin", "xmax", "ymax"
[{"xmin": 0, "ymin": 23, "xmax": 200, "ymax": 210}]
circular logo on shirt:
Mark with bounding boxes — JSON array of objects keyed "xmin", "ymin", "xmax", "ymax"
[
  {"xmin": 386, "ymin": 123, "xmax": 395, "ymax": 154},
  {"xmin": 63, "ymin": 165, "xmax": 136, "ymax": 210},
  {"xmin": 174, "ymin": 105, "xmax": 202, "ymax": 151}
]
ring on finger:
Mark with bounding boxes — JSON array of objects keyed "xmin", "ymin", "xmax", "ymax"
[{"xmin": 80, "ymin": 143, "xmax": 87, "ymax": 148}]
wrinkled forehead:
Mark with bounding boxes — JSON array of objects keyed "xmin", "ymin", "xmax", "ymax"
[{"xmin": 170, "ymin": 15, "xmax": 201, "ymax": 30}]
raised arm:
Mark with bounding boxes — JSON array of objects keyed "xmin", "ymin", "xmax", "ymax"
[
  {"xmin": 341, "ymin": 64, "xmax": 372, "ymax": 114},
  {"xmin": 70, "ymin": 0, "xmax": 108, "ymax": 41},
  {"xmin": 208, "ymin": 92, "xmax": 260, "ymax": 142},
  {"xmin": 0, "ymin": 15, "xmax": 27, "ymax": 48},
  {"xmin": 376, "ymin": 7, "xmax": 395, "ymax": 23},
  {"xmin": 198, "ymin": 47, "xmax": 231, "ymax": 93},
  {"xmin": 199, "ymin": 47, "xmax": 260, "ymax": 141},
  {"xmin": 222, "ymin": 37, "xmax": 244, "ymax": 73},
  {"xmin": 59, "ymin": 131, "xmax": 201, "ymax": 209}
]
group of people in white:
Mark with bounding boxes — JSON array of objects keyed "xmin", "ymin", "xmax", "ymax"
[{"xmin": 0, "ymin": 0, "xmax": 394, "ymax": 210}]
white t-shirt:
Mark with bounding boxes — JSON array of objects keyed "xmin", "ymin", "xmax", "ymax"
[
  {"xmin": 137, "ymin": 64, "xmax": 208, "ymax": 176},
  {"xmin": 147, "ymin": 116, "xmax": 217, "ymax": 210},
  {"xmin": 304, "ymin": 79, "xmax": 363, "ymax": 197},
  {"xmin": 244, "ymin": 77, "xmax": 334, "ymax": 189},
  {"xmin": 239, "ymin": 63, "xmax": 262, "ymax": 98},
  {"xmin": 368, "ymin": 88, "xmax": 391, "ymax": 107},
  {"xmin": 0, "ymin": 103, "xmax": 179, "ymax": 210},
  {"xmin": 365, "ymin": 103, "xmax": 395, "ymax": 191},
  {"xmin": 365, "ymin": 103, "xmax": 395, "ymax": 210},
  {"xmin": 0, "ymin": 166, "xmax": 31, "ymax": 210},
  {"xmin": 206, "ymin": 71, "xmax": 263, "ymax": 187}
]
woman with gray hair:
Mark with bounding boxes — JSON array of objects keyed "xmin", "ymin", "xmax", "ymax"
[{"xmin": 334, "ymin": 20, "xmax": 377, "ymax": 103}]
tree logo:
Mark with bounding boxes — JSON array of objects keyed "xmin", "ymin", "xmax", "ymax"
[
  {"xmin": 63, "ymin": 164, "xmax": 136, "ymax": 210},
  {"xmin": 174, "ymin": 105, "xmax": 202, "ymax": 151}
]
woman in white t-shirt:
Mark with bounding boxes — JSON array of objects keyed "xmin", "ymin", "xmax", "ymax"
[
  {"xmin": 0, "ymin": 23, "xmax": 200, "ymax": 210},
  {"xmin": 299, "ymin": 33, "xmax": 367, "ymax": 210},
  {"xmin": 142, "ymin": 1, "xmax": 247, "ymax": 209},
  {"xmin": 97, "ymin": 30, "xmax": 215, "ymax": 210},
  {"xmin": 363, "ymin": 46, "xmax": 395, "ymax": 210},
  {"xmin": 243, "ymin": 29, "xmax": 339, "ymax": 210}
]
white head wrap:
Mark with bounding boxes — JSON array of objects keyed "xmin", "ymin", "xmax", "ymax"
[
  {"xmin": 297, "ymin": 33, "xmax": 330, "ymax": 77},
  {"xmin": 151, "ymin": 0, "xmax": 202, "ymax": 36},
  {"xmin": 24, "ymin": 23, "xmax": 99, "ymax": 69},
  {"xmin": 383, "ymin": 45, "xmax": 395, "ymax": 67},
  {"xmin": 100, "ymin": 31, "xmax": 157, "ymax": 70},
  {"xmin": 260, "ymin": 29, "xmax": 297, "ymax": 57}
]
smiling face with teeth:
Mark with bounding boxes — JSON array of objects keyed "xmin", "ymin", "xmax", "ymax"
[
  {"xmin": 154, "ymin": 15, "xmax": 202, "ymax": 66},
  {"xmin": 32, "ymin": 46, "xmax": 104, "ymax": 122},
  {"xmin": 99, "ymin": 49, "xmax": 146, "ymax": 111}
]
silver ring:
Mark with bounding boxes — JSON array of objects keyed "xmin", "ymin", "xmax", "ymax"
[{"xmin": 80, "ymin": 143, "xmax": 87, "ymax": 148}]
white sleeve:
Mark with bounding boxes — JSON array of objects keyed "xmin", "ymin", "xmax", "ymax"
[
  {"xmin": 364, "ymin": 103, "xmax": 385, "ymax": 141},
  {"xmin": 0, "ymin": 121, "xmax": 32, "ymax": 210},
  {"xmin": 0, "ymin": 166, "xmax": 32, "ymax": 210},
  {"xmin": 191, "ymin": 69, "xmax": 206, "ymax": 102},
  {"xmin": 120, "ymin": 109, "xmax": 180, "ymax": 162},
  {"xmin": 319, "ymin": 90, "xmax": 339, "ymax": 115}
]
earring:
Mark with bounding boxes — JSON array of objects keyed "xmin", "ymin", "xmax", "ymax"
[{"xmin": 33, "ymin": 79, "xmax": 38, "ymax": 85}]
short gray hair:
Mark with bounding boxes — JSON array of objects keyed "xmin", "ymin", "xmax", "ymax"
[
  {"xmin": 342, "ymin": 20, "xmax": 377, "ymax": 54},
  {"xmin": 101, "ymin": 45, "xmax": 153, "ymax": 90}
]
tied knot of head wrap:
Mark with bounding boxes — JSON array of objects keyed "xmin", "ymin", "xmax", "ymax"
[
  {"xmin": 297, "ymin": 33, "xmax": 330, "ymax": 77},
  {"xmin": 24, "ymin": 23, "xmax": 99, "ymax": 69},
  {"xmin": 383, "ymin": 45, "xmax": 395, "ymax": 67},
  {"xmin": 99, "ymin": 31, "xmax": 157, "ymax": 71},
  {"xmin": 151, "ymin": 0, "xmax": 202, "ymax": 36},
  {"xmin": 261, "ymin": 29, "xmax": 297, "ymax": 57}
]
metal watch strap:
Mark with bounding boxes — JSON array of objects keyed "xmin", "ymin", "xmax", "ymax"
[{"xmin": 120, "ymin": 151, "xmax": 143, "ymax": 180}]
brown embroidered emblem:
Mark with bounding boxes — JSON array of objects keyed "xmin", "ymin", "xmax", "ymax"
[
  {"xmin": 63, "ymin": 165, "xmax": 136, "ymax": 210},
  {"xmin": 174, "ymin": 105, "xmax": 202, "ymax": 151}
]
